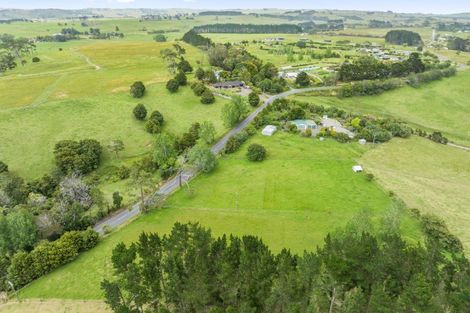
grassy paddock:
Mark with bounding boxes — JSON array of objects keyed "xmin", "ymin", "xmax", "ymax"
[
  {"xmin": 0, "ymin": 39, "xmax": 230, "ymax": 180},
  {"xmin": 361, "ymin": 136, "xmax": 470, "ymax": 250},
  {"xmin": 19, "ymin": 133, "xmax": 420, "ymax": 299}
]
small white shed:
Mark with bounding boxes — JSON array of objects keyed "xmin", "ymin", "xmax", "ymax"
[
  {"xmin": 262, "ymin": 125, "xmax": 277, "ymax": 136},
  {"xmin": 352, "ymin": 165, "xmax": 363, "ymax": 173},
  {"xmin": 358, "ymin": 139, "xmax": 367, "ymax": 145}
]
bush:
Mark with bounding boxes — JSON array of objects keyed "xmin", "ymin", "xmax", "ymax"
[
  {"xmin": 130, "ymin": 81, "xmax": 146, "ymax": 98},
  {"xmin": 154, "ymin": 34, "xmax": 166, "ymax": 42},
  {"xmin": 117, "ymin": 166, "xmax": 130, "ymax": 179},
  {"xmin": 200, "ymin": 89, "xmax": 215, "ymax": 104},
  {"xmin": 32, "ymin": 57, "xmax": 40, "ymax": 63},
  {"xmin": 246, "ymin": 144, "xmax": 267, "ymax": 162},
  {"xmin": 112, "ymin": 191, "xmax": 123, "ymax": 209},
  {"xmin": 188, "ymin": 145, "xmax": 217, "ymax": 173},
  {"xmin": 365, "ymin": 173, "xmax": 374, "ymax": 181},
  {"xmin": 195, "ymin": 67, "xmax": 205, "ymax": 80},
  {"xmin": 295, "ymin": 71, "xmax": 311, "ymax": 87},
  {"xmin": 54, "ymin": 139, "xmax": 102, "ymax": 174},
  {"xmin": 177, "ymin": 59, "xmax": 193, "ymax": 73},
  {"xmin": 166, "ymin": 79, "xmax": 179, "ymax": 93},
  {"xmin": 149, "ymin": 110, "xmax": 164, "ymax": 125},
  {"xmin": 133, "ymin": 103, "xmax": 147, "ymax": 120},
  {"xmin": 146, "ymin": 110, "xmax": 164, "ymax": 134},
  {"xmin": 224, "ymin": 137, "xmax": 241, "ymax": 154},
  {"xmin": 224, "ymin": 130, "xmax": 253, "ymax": 155},
  {"xmin": 429, "ymin": 131, "xmax": 448, "ymax": 144},
  {"xmin": 175, "ymin": 71, "xmax": 187, "ymax": 86},
  {"xmin": 334, "ymin": 132, "xmax": 351, "ymax": 143},
  {"xmin": 359, "ymin": 126, "xmax": 392, "ymax": 143},
  {"xmin": 0, "ymin": 161, "xmax": 7, "ymax": 173},
  {"xmin": 191, "ymin": 81, "xmax": 207, "ymax": 96},
  {"xmin": 248, "ymin": 91, "xmax": 260, "ymax": 107}
]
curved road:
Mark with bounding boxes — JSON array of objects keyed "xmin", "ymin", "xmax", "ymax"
[{"xmin": 94, "ymin": 86, "xmax": 335, "ymax": 234}]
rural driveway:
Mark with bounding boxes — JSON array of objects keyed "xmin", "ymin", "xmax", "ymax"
[{"xmin": 94, "ymin": 86, "xmax": 335, "ymax": 234}]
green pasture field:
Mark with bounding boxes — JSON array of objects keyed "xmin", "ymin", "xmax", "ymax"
[
  {"xmin": 0, "ymin": 39, "xmax": 231, "ymax": 207},
  {"xmin": 292, "ymin": 70, "xmax": 470, "ymax": 146},
  {"xmin": 19, "ymin": 132, "xmax": 420, "ymax": 299},
  {"xmin": 0, "ymin": 15, "xmax": 291, "ymax": 40},
  {"xmin": 361, "ymin": 136, "xmax": 470, "ymax": 250},
  {"xmin": 0, "ymin": 40, "xmax": 228, "ymax": 180},
  {"xmin": 429, "ymin": 48, "xmax": 470, "ymax": 66}
]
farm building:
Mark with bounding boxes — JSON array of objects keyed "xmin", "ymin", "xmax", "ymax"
[
  {"xmin": 291, "ymin": 119, "xmax": 317, "ymax": 131},
  {"xmin": 262, "ymin": 125, "xmax": 277, "ymax": 136},
  {"xmin": 213, "ymin": 81, "xmax": 245, "ymax": 89},
  {"xmin": 352, "ymin": 165, "xmax": 363, "ymax": 173}
]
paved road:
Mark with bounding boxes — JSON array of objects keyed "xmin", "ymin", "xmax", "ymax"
[{"xmin": 94, "ymin": 86, "xmax": 335, "ymax": 234}]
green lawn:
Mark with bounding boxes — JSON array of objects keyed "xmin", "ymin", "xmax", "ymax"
[
  {"xmin": 20, "ymin": 133, "xmax": 420, "ymax": 299},
  {"xmin": 361, "ymin": 136, "xmax": 470, "ymax": 251},
  {"xmin": 293, "ymin": 70, "xmax": 470, "ymax": 146}
]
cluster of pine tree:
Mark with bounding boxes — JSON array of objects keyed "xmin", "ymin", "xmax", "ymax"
[
  {"xmin": 102, "ymin": 213, "xmax": 470, "ymax": 313},
  {"xmin": 385, "ymin": 30, "xmax": 422, "ymax": 46},
  {"xmin": 182, "ymin": 30, "xmax": 213, "ymax": 47}
]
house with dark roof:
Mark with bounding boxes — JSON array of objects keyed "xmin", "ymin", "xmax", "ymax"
[{"xmin": 213, "ymin": 81, "xmax": 245, "ymax": 89}]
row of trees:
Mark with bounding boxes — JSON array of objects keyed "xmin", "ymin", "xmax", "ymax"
[
  {"xmin": 193, "ymin": 23, "xmax": 303, "ymax": 34},
  {"xmin": 7, "ymin": 229, "xmax": 99, "ymax": 289},
  {"xmin": 198, "ymin": 11, "xmax": 243, "ymax": 16},
  {"xmin": 337, "ymin": 78, "xmax": 404, "ymax": 98},
  {"xmin": 102, "ymin": 211, "xmax": 470, "ymax": 313},
  {"xmin": 368, "ymin": 19, "xmax": 393, "ymax": 28},
  {"xmin": 337, "ymin": 66, "xmax": 456, "ymax": 98},
  {"xmin": 338, "ymin": 53, "xmax": 426, "ymax": 82},
  {"xmin": 437, "ymin": 22, "xmax": 470, "ymax": 32},
  {"xmin": 408, "ymin": 67, "xmax": 457, "ymax": 87}
]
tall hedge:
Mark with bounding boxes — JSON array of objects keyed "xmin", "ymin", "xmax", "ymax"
[{"xmin": 8, "ymin": 229, "xmax": 99, "ymax": 288}]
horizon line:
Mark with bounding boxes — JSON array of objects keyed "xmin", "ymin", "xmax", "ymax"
[{"xmin": 0, "ymin": 7, "xmax": 469, "ymax": 15}]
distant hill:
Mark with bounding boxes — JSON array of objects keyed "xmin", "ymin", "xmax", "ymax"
[
  {"xmin": 199, "ymin": 11, "xmax": 243, "ymax": 16},
  {"xmin": 0, "ymin": 9, "xmax": 93, "ymax": 20}
]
